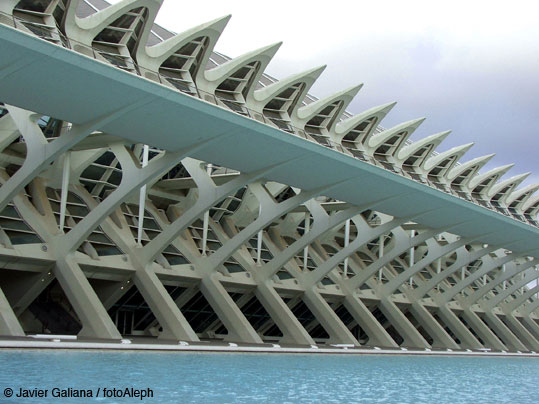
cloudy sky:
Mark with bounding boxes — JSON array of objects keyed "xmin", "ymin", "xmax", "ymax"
[{"xmin": 132, "ymin": 0, "xmax": 539, "ymax": 187}]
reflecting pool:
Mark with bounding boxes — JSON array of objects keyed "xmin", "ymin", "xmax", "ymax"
[{"xmin": 0, "ymin": 351, "xmax": 537, "ymax": 403}]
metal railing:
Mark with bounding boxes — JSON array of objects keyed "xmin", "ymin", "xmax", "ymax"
[{"xmin": 0, "ymin": 11, "xmax": 537, "ymax": 229}]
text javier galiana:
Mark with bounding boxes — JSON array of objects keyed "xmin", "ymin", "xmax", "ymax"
[{"xmin": 3, "ymin": 386, "xmax": 154, "ymax": 400}]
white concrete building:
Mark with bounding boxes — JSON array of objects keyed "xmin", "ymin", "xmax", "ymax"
[{"xmin": 0, "ymin": 0, "xmax": 538, "ymax": 352}]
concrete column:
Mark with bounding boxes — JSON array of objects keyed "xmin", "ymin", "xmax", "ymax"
[
  {"xmin": 522, "ymin": 316, "xmax": 539, "ymax": 339},
  {"xmin": 55, "ymin": 256, "xmax": 121, "ymax": 340},
  {"xmin": 136, "ymin": 144, "xmax": 149, "ymax": 245},
  {"xmin": 200, "ymin": 274, "xmax": 262, "ymax": 344},
  {"xmin": 133, "ymin": 267, "xmax": 199, "ymax": 342},
  {"xmin": 379, "ymin": 297, "xmax": 430, "ymax": 348},
  {"xmin": 409, "ymin": 301, "xmax": 460, "ymax": 349},
  {"xmin": 481, "ymin": 311, "xmax": 527, "ymax": 351},
  {"xmin": 343, "ymin": 219, "xmax": 350, "ymax": 276},
  {"xmin": 59, "ymin": 152, "xmax": 71, "ymax": 233},
  {"xmin": 303, "ymin": 288, "xmax": 359, "ymax": 346},
  {"xmin": 437, "ymin": 305, "xmax": 483, "ymax": 349},
  {"xmin": 461, "ymin": 308, "xmax": 506, "ymax": 350},
  {"xmin": 255, "ymin": 282, "xmax": 314, "ymax": 345},
  {"xmin": 303, "ymin": 213, "xmax": 310, "ymax": 271},
  {"xmin": 499, "ymin": 313, "xmax": 539, "ymax": 351},
  {"xmin": 342, "ymin": 294, "xmax": 398, "ymax": 348},
  {"xmin": 0, "ymin": 286, "xmax": 25, "ymax": 336}
]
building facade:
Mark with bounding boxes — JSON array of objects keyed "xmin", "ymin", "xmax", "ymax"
[{"xmin": 0, "ymin": 0, "xmax": 538, "ymax": 352}]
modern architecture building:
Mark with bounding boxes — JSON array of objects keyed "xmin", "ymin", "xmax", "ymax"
[{"xmin": 0, "ymin": 0, "xmax": 538, "ymax": 352}]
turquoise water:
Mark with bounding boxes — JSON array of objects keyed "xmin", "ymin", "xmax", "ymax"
[{"xmin": 0, "ymin": 351, "xmax": 537, "ymax": 403}]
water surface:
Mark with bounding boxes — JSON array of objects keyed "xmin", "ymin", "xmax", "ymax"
[{"xmin": 0, "ymin": 350, "xmax": 537, "ymax": 403}]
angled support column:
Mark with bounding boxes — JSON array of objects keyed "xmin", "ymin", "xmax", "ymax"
[
  {"xmin": 498, "ymin": 285, "xmax": 539, "ymax": 349},
  {"xmin": 141, "ymin": 285, "xmax": 202, "ymax": 335},
  {"xmin": 95, "ymin": 279, "xmax": 134, "ymax": 311},
  {"xmin": 54, "ymin": 255, "xmax": 121, "ymax": 340},
  {"xmin": 509, "ymin": 314, "xmax": 539, "ymax": 343},
  {"xmin": 209, "ymin": 220, "xmax": 315, "ymax": 346},
  {"xmin": 342, "ymin": 294, "xmax": 399, "ymax": 348},
  {"xmin": 476, "ymin": 268, "xmax": 539, "ymax": 350},
  {"xmin": 519, "ymin": 302, "xmax": 539, "ymax": 339},
  {"xmin": 378, "ymin": 297, "xmax": 431, "ymax": 348},
  {"xmin": 199, "ymin": 274, "xmax": 262, "ymax": 344},
  {"xmin": 140, "ymin": 159, "xmax": 312, "ymax": 345},
  {"xmin": 309, "ymin": 242, "xmax": 399, "ymax": 348},
  {"xmin": 409, "ymin": 301, "xmax": 460, "ymax": 349},
  {"xmin": 436, "ymin": 305, "xmax": 484, "ymax": 349},
  {"xmin": 0, "ymin": 286, "xmax": 25, "ymax": 336},
  {"xmin": 373, "ymin": 235, "xmax": 493, "ymax": 349},
  {"xmin": 460, "ymin": 308, "xmax": 507, "ymax": 350},
  {"xmin": 133, "ymin": 267, "xmax": 199, "ymax": 342},
  {"xmin": 293, "ymin": 213, "xmax": 409, "ymax": 347},
  {"xmin": 253, "ymin": 198, "xmax": 372, "ymax": 346},
  {"xmin": 302, "ymin": 288, "xmax": 360, "ymax": 345},
  {"xmin": 44, "ymin": 145, "xmax": 217, "ymax": 341},
  {"xmin": 480, "ymin": 310, "xmax": 527, "ymax": 351},
  {"xmin": 255, "ymin": 281, "xmax": 315, "ymax": 345}
]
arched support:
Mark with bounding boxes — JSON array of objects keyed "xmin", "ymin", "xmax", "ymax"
[
  {"xmin": 439, "ymin": 248, "xmax": 532, "ymax": 304},
  {"xmin": 383, "ymin": 233, "xmax": 490, "ymax": 296},
  {"xmin": 0, "ymin": 102, "xmax": 152, "ymax": 212}
]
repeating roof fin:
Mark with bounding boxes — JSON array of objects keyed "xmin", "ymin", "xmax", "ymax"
[
  {"xmin": 468, "ymin": 163, "xmax": 514, "ymax": 191},
  {"xmin": 67, "ymin": 0, "xmax": 162, "ymax": 42},
  {"xmin": 367, "ymin": 117, "xmax": 425, "ymax": 150},
  {"xmin": 295, "ymin": 85, "xmax": 362, "ymax": 133},
  {"xmin": 335, "ymin": 101, "xmax": 396, "ymax": 141},
  {"xmin": 296, "ymin": 85, "xmax": 362, "ymax": 120},
  {"xmin": 253, "ymin": 65, "xmax": 326, "ymax": 103},
  {"xmin": 446, "ymin": 153, "xmax": 496, "ymax": 185},
  {"xmin": 488, "ymin": 172, "xmax": 530, "ymax": 202},
  {"xmin": 141, "ymin": 14, "xmax": 231, "ymax": 66},
  {"xmin": 397, "ymin": 130, "xmax": 451, "ymax": 163},
  {"xmin": 523, "ymin": 195, "xmax": 539, "ymax": 216},
  {"xmin": 423, "ymin": 142, "xmax": 474, "ymax": 173},
  {"xmin": 204, "ymin": 42, "xmax": 282, "ymax": 83},
  {"xmin": 506, "ymin": 182, "xmax": 539, "ymax": 208}
]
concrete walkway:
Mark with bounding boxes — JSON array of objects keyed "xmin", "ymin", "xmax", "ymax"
[{"xmin": 0, "ymin": 336, "xmax": 537, "ymax": 357}]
